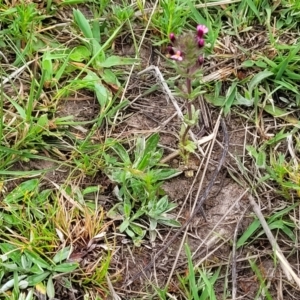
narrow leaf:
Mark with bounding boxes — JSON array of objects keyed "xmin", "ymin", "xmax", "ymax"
[
  {"xmin": 73, "ymin": 9, "xmax": 93, "ymax": 39},
  {"xmin": 237, "ymin": 219, "xmax": 260, "ymax": 248},
  {"xmin": 99, "ymin": 56, "xmax": 138, "ymax": 68},
  {"xmin": 249, "ymin": 70, "xmax": 273, "ymax": 92}
]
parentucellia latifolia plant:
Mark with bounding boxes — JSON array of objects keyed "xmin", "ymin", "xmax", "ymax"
[{"xmin": 167, "ymin": 25, "xmax": 209, "ymax": 163}]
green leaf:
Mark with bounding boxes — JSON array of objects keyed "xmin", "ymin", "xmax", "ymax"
[
  {"xmin": 52, "ymin": 262, "xmax": 78, "ymax": 273},
  {"xmin": 280, "ymin": 224, "xmax": 296, "ymax": 242},
  {"xmin": 205, "ymin": 94, "xmax": 224, "ymax": 106},
  {"xmin": 244, "ymin": 0, "xmax": 261, "ymax": 22},
  {"xmin": 30, "ymin": 114, "xmax": 49, "ymax": 135},
  {"xmin": 83, "ymin": 186, "xmax": 99, "ymax": 195},
  {"xmin": 273, "ymin": 79, "xmax": 299, "ymax": 94},
  {"xmin": 0, "ymin": 275, "xmax": 27, "ymax": 293},
  {"xmin": 158, "ymin": 219, "xmax": 181, "ymax": 227},
  {"xmin": 186, "ymin": 0, "xmax": 207, "ymax": 26},
  {"xmin": 91, "ymin": 19, "xmax": 101, "ymax": 42},
  {"xmin": 145, "ymin": 133, "xmax": 160, "ymax": 154},
  {"xmin": 275, "ymin": 43, "xmax": 300, "ymax": 80},
  {"xmin": 256, "ymin": 150, "xmax": 266, "ymax": 168},
  {"xmin": 264, "ymin": 128, "xmax": 294, "ymax": 146},
  {"xmin": 235, "ymin": 92, "xmax": 254, "ymax": 106},
  {"xmin": 0, "ymin": 243, "xmax": 20, "ymax": 263},
  {"xmin": 134, "ymin": 136, "xmax": 146, "ymax": 165},
  {"xmin": 237, "ymin": 219, "xmax": 260, "ymax": 248},
  {"xmin": 255, "ymin": 60, "xmax": 267, "ymax": 68},
  {"xmin": 263, "ymin": 105, "xmax": 300, "ymax": 126},
  {"xmin": 249, "ymin": 70, "xmax": 273, "ymax": 92},
  {"xmin": 129, "ymin": 223, "xmax": 146, "ymax": 237},
  {"xmin": 156, "ymin": 195, "xmax": 168, "ymax": 209},
  {"xmin": 149, "ymin": 219, "xmax": 157, "ymax": 231},
  {"xmin": 46, "ymin": 276, "xmax": 55, "ymax": 299},
  {"xmin": 9, "ymin": 99, "xmax": 26, "ymax": 119},
  {"xmin": 4, "ymin": 179, "xmax": 39, "ymax": 203},
  {"xmin": 0, "ymin": 263, "xmax": 20, "ymax": 271},
  {"xmin": 130, "ymin": 209, "xmax": 145, "ymax": 221},
  {"xmin": 261, "ymin": 56, "xmax": 278, "ymax": 68},
  {"xmin": 42, "ymin": 54, "xmax": 53, "ymax": 77},
  {"xmin": 70, "ymin": 45, "xmax": 91, "ymax": 62},
  {"xmin": 241, "ymin": 60, "xmax": 254, "ymax": 67},
  {"xmin": 151, "ymin": 169, "xmax": 182, "ymax": 181},
  {"xmin": 123, "ymin": 199, "xmax": 132, "ymax": 217},
  {"xmin": 25, "ymin": 288, "xmax": 34, "ymax": 300},
  {"xmin": 102, "ymin": 69, "xmax": 120, "ymax": 86},
  {"xmin": 185, "ymin": 244, "xmax": 199, "ymax": 300},
  {"xmin": 199, "ymin": 270, "xmax": 214, "ymax": 300},
  {"xmin": 99, "ymin": 56, "xmax": 138, "ymax": 68},
  {"xmin": 110, "ymin": 142, "xmax": 131, "ymax": 165},
  {"xmin": 224, "ymin": 82, "xmax": 237, "ymax": 115},
  {"xmin": 199, "ymin": 268, "xmax": 220, "ymax": 300},
  {"xmin": 249, "ymin": 259, "xmax": 272, "ymax": 300},
  {"xmin": 284, "ymin": 69, "xmax": 300, "ymax": 80},
  {"xmin": 94, "ymin": 83, "xmax": 110, "ymax": 107},
  {"xmin": 24, "ymin": 250, "xmax": 51, "ymax": 270},
  {"xmin": 52, "ymin": 246, "xmax": 72, "ymax": 264},
  {"xmin": 125, "ymin": 228, "xmax": 135, "ymax": 238},
  {"xmin": 136, "ymin": 153, "xmax": 152, "ymax": 171},
  {"xmin": 73, "ymin": 9, "xmax": 93, "ymax": 39},
  {"xmin": 268, "ymin": 202, "xmax": 298, "ymax": 223},
  {"xmin": 119, "ymin": 219, "xmax": 130, "ymax": 233},
  {"xmin": 183, "ymin": 139, "xmax": 197, "ymax": 153},
  {"xmin": 27, "ymin": 272, "xmax": 51, "ymax": 286},
  {"xmin": 106, "ymin": 99, "xmax": 129, "ymax": 118}
]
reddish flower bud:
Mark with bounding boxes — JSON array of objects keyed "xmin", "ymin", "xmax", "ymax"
[
  {"xmin": 170, "ymin": 33, "xmax": 176, "ymax": 43},
  {"xmin": 167, "ymin": 45, "xmax": 175, "ymax": 55},
  {"xmin": 197, "ymin": 55, "xmax": 204, "ymax": 66},
  {"xmin": 197, "ymin": 38, "xmax": 205, "ymax": 48},
  {"xmin": 196, "ymin": 24, "xmax": 208, "ymax": 38}
]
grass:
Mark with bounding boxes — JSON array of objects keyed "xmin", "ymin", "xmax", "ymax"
[{"xmin": 1, "ymin": 0, "xmax": 300, "ymax": 299}]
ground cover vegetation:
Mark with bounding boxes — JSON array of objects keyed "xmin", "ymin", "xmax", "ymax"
[{"xmin": 0, "ymin": 0, "xmax": 300, "ymax": 299}]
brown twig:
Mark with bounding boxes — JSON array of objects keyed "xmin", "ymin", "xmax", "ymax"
[
  {"xmin": 249, "ymin": 195, "xmax": 300, "ymax": 288},
  {"xmin": 124, "ymin": 118, "xmax": 229, "ymax": 286}
]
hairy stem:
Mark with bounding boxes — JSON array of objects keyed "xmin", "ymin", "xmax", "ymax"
[
  {"xmin": 181, "ymin": 123, "xmax": 191, "ymax": 145},
  {"xmin": 186, "ymin": 76, "xmax": 192, "ymax": 120},
  {"xmin": 180, "ymin": 75, "xmax": 193, "ymax": 158}
]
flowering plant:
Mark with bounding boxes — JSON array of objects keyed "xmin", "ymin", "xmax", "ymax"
[{"xmin": 167, "ymin": 25, "xmax": 209, "ymax": 163}]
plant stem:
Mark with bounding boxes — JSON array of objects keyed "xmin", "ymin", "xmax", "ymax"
[
  {"xmin": 179, "ymin": 75, "xmax": 193, "ymax": 161},
  {"xmin": 181, "ymin": 124, "xmax": 191, "ymax": 145},
  {"xmin": 179, "ymin": 73, "xmax": 195, "ymax": 162},
  {"xmin": 182, "ymin": 75, "xmax": 193, "ymax": 145},
  {"xmin": 186, "ymin": 76, "xmax": 192, "ymax": 120}
]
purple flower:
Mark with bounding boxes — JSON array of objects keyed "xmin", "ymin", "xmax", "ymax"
[
  {"xmin": 170, "ymin": 33, "xmax": 176, "ymax": 43},
  {"xmin": 196, "ymin": 24, "xmax": 209, "ymax": 38},
  {"xmin": 171, "ymin": 50, "xmax": 183, "ymax": 61},
  {"xmin": 166, "ymin": 26, "xmax": 208, "ymax": 65}
]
